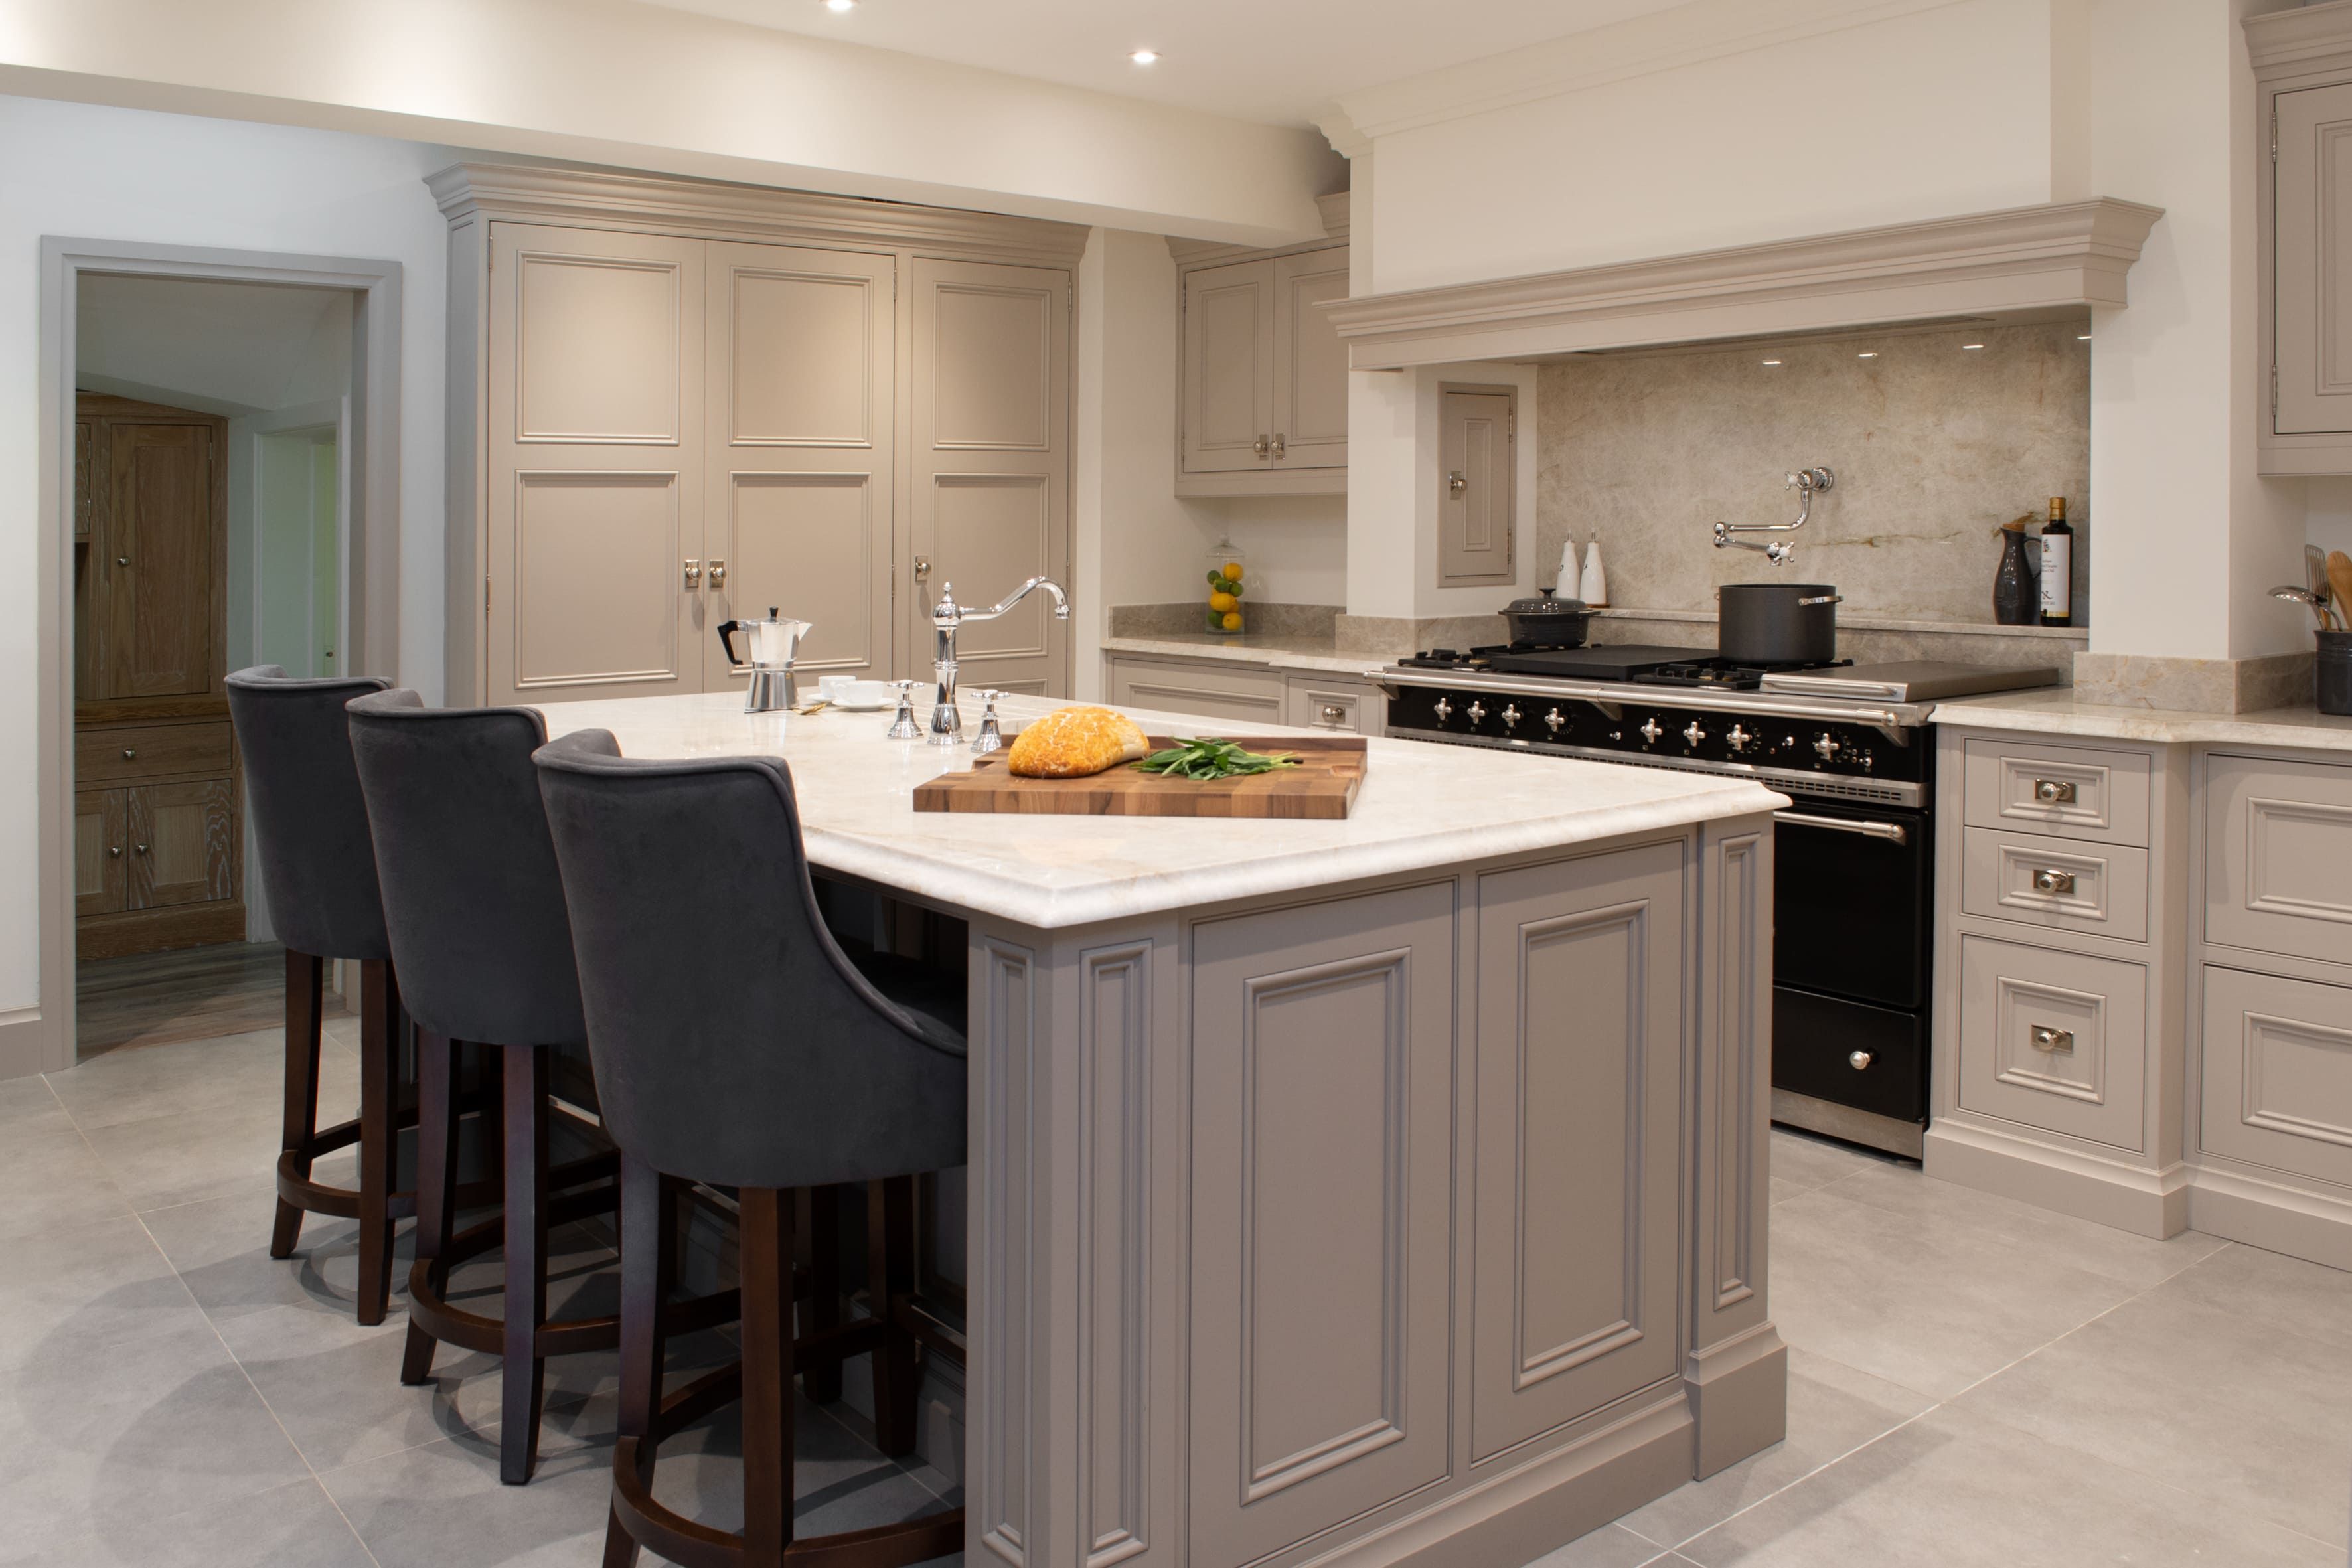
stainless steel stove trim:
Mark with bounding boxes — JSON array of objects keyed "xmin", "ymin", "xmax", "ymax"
[
  {"xmin": 1772, "ymin": 1088, "xmax": 1924, "ymax": 1160},
  {"xmin": 1374, "ymin": 667, "xmax": 1932, "ymax": 740},
  {"xmin": 1387, "ymin": 724, "xmax": 1922, "ymax": 807}
]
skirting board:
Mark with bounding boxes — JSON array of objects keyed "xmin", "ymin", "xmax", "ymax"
[
  {"xmin": 2186, "ymin": 1162, "xmax": 2352, "ymax": 1273},
  {"xmin": 0, "ymin": 1005, "xmax": 57, "ymax": 1081},
  {"xmin": 1924, "ymin": 1117, "xmax": 2192, "ymax": 1239}
]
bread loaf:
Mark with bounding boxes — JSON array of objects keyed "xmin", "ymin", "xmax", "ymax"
[{"xmin": 1006, "ymin": 706, "xmax": 1149, "ymax": 778}]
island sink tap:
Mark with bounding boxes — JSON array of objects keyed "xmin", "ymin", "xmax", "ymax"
[{"xmin": 925, "ymin": 576, "xmax": 1071, "ymax": 744}]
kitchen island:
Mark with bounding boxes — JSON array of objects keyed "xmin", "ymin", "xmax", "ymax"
[{"xmin": 532, "ymin": 690, "xmax": 1789, "ymax": 1568}]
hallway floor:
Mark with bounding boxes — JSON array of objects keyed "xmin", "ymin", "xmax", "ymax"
[{"xmin": 3, "ymin": 1012, "xmax": 2345, "ymax": 1566}]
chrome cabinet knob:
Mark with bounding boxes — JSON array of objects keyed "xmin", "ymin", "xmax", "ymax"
[
  {"xmin": 133, "ymin": 842, "xmax": 149, "ymax": 856},
  {"xmin": 1639, "ymin": 718, "xmax": 1662, "ymax": 744},
  {"xmin": 706, "ymin": 558, "xmax": 727, "ymax": 588},
  {"xmin": 683, "ymin": 558, "xmax": 702, "ymax": 588},
  {"xmin": 1544, "ymin": 708, "xmax": 1565, "ymax": 732},
  {"xmin": 121, "ymin": 747, "xmax": 136, "ymax": 760},
  {"xmin": 1682, "ymin": 721, "xmax": 1707, "ymax": 747},
  {"xmin": 1320, "ymin": 703, "xmax": 1346, "ymax": 726},
  {"xmin": 1271, "ymin": 433, "xmax": 1287, "ymax": 461},
  {"xmin": 1500, "ymin": 704, "xmax": 1522, "ymax": 728},
  {"xmin": 1253, "ymin": 434, "xmax": 1271, "ymax": 459},
  {"xmin": 1813, "ymin": 732, "xmax": 1839, "ymax": 760},
  {"xmin": 108, "ymin": 846, "xmax": 121, "ymax": 859},
  {"xmin": 2031, "ymin": 868, "xmax": 2078, "ymax": 896},
  {"xmin": 1466, "ymin": 701, "xmax": 1487, "ymax": 723},
  {"xmin": 1433, "ymin": 697, "xmax": 1453, "ymax": 721},
  {"xmin": 2033, "ymin": 778, "xmax": 2078, "ymax": 804},
  {"xmin": 1848, "ymin": 1050, "xmax": 1872, "ymax": 1070},
  {"xmin": 1726, "ymin": 724, "xmax": 1752, "ymax": 752},
  {"xmin": 116, "ymin": 555, "xmax": 130, "ymax": 568},
  {"xmin": 2031, "ymin": 1025, "xmax": 2075, "ymax": 1053}
]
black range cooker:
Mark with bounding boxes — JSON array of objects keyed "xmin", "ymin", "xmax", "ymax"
[{"xmin": 1379, "ymin": 641, "xmax": 2053, "ymax": 1158}]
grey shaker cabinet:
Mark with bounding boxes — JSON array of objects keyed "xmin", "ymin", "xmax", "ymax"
[
  {"xmin": 1174, "ymin": 240, "xmax": 1350, "ymax": 498},
  {"xmin": 2248, "ymin": 3, "xmax": 2352, "ymax": 471}
]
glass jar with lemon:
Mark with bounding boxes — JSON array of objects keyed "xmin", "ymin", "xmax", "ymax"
[{"xmin": 1206, "ymin": 541, "xmax": 1245, "ymax": 633}]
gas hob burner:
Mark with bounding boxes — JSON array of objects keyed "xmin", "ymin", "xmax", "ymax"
[
  {"xmin": 1637, "ymin": 657, "xmax": 1855, "ymax": 692},
  {"xmin": 1396, "ymin": 643, "xmax": 1523, "ymax": 672}
]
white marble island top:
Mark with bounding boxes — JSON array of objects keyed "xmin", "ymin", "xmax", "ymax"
[{"xmin": 531, "ymin": 691, "xmax": 1786, "ymax": 929}]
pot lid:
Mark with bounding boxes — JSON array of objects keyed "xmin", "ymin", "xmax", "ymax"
[{"xmin": 1504, "ymin": 589, "xmax": 1587, "ymax": 614}]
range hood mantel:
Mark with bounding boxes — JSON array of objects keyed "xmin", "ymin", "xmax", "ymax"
[{"xmin": 1322, "ymin": 197, "xmax": 2162, "ymax": 369}]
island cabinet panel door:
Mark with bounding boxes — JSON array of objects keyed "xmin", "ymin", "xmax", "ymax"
[
  {"xmin": 485, "ymin": 222, "xmax": 707, "ymax": 706},
  {"xmin": 1188, "ymin": 882, "xmax": 1456, "ymax": 1568},
  {"xmin": 1472, "ymin": 843, "xmax": 1685, "ymax": 1462},
  {"xmin": 909, "ymin": 257, "xmax": 1071, "ymax": 696},
  {"xmin": 702, "ymin": 241, "xmax": 896, "ymax": 689}
]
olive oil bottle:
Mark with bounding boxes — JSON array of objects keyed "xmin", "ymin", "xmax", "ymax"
[{"xmin": 2039, "ymin": 497, "xmax": 2074, "ymax": 627}]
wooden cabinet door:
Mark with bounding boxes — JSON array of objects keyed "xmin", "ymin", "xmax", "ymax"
[
  {"xmin": 908, "ymin": 257, "xmax": 1071, "ymax": 696},
  {"xmin": 1182, "ymin": 258, "xmax": 1277, "ymax": 475},
  {"xmin": 74, "ymin": 418, "xmax": 94, "ymax": 538},
  {"xmin": 99, "ymin": 421, "xmax": 217, "ymax": 698},
  {"xmin": 2276, "ymin": 83, "xmax": 2352, "ymax": 435},
  {"xmin": 1271, "ymin": 249, "xmax": 1349, "ymax": 471},
  {"xmin": 1472, "ymin": 844, "xmax": 1683, "ymax": 1459},
  {"xmin": 127, "ymin": 779, "xmax": 236, "ymax": 909},
  {"xmin": 1189, "ymin": 882, "xmax": 1455, "ymax": 1568},
  {"xmin": 703, "ymin": 241, "xmax": 896, "ymax": 690},
  {"xmin": 75, "ymin": 789, "xmax": 127, "ymax": 917},
  {"xmin": 486, "ymin": 222, "xmax": 707, "ymax": 705},
  {"xmin": 1437, "ymin": 387, "xmax": 1516, "ymax": 587}
]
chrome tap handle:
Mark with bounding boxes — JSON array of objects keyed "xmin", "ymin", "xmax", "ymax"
[
  {"xmin": 971, "ymin": 690, "xmax": 1007, "ymax": 754},
  {"xmin": 885, "ymin": 680, "xmax": 924, "ymax": 740}
]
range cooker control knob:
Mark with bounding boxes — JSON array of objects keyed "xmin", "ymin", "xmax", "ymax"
[
  {"xmin": 1682, "ymin": 721, "xmax": 1707, "ymax": 747},
  {"xmin": 1726, "ymin": 724, "xmax": 1753, "ymax": 753},
  {"xmin": 1813, "ymin": 732, "xmax": 1840, "ymax": 761},
  {"xmin": 1433, "ymin": 697, "xmax": 1452, "ymax": 721},
  {"xmin": 1467, "ymin": 701, "xmax": 1488, "ymax": 724},
  {"xmin": 1544, "ymin": 708, "xmax": 1565, "ymax": 733},
  {"xmin": 1638, "ymin": 718, "xmax": 1662, "ymax": 744},
  {"xmin": 1500, "ymin": 704, "xmax": 1522, "ymax": 728}
]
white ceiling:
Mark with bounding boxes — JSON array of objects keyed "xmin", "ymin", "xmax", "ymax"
[
  {"xmin": 78, "ymin": 275, "xmax": 352, "ymax": 417},
  {"xmin": 633, "ymin": 0, "xmax": 1697, "ymax": 127}
]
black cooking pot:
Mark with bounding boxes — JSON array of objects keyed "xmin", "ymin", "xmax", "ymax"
[
  {"xmin": 1502, "ymin": 589, "xmax": 1591, "ymax": 649},
  {"xmin": 1719, "ymin": 582, "xmax": 1841, "ymax": 665}
]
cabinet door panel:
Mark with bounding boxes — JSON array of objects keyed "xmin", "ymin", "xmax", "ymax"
[
  {"xmin": 2205, "ymin": 753, "xmax": 2352, "ymax": 969},
  {"xmin": 1184, "ymin": 258, "xmax": 1277, "ymax": 475},
  {"xmin": 128, "ymin": 779, "xmax": 236, "ymax": 909},
  {"xmin": 487, "ymin": 223, "xmax": 705, "ymax": 704},
  {"xmin": 704, "ymin": 242, "xmax": 894, "ymax": 686},
  {"xmin": 2276, "ymin": 82, "xmax": 2352, "ymax": 435},
  {"xmin": 1107, "ymin": 657, "xmax": 1285, "ymax": 727},
  {"xmin": 1272, "ymin": 250, "xmax": 1349, "ymax": 470},
  {"xmin": 2201, "ymin": 965, "xmax": 2352, "ymax": 1189},
  {"xmin": 1190, "ymin": 882, "xmax": 1454, "ymax": 1567},
  {"xmin": 102, "ymin": 422, "xmax": 216, "ymax": 698},
  {"xmin": 1437, "ymin": 389, "xmax": 1515, "ymax": 587},
  {"xmin": 76, "ymin": 789, "xmax": 127, "ymax": 917},
  {"xmin": 1473, "ymin": 844, "xmax": 1683, "ymax": 1459},
  {"xmin": 1958, "ymin": 935, "xmax": 2146, "ymax": 1152},
  {"xmin": 909, "ymin": 258, "xmax": 1070, "ymax": 696}
]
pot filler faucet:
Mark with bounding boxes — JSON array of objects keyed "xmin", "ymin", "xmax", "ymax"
[
  {"xmin": 1713, "ymin": 465, "xmax": 1834, "ymax": 566},
  {"xmin": 925, "ymin": 576, "xmax": 1071, "ymax": 744}
]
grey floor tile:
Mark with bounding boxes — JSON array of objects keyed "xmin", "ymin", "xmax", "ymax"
[
  {"xmin": 139, "ymin": 1174, "xmax": 406, "ymax": 1324},
  {"xmin": 216, "ymin": 1299, "xmax": 505, "ymax": 1473},
  {"xmin": 0, "ymin": 1119, "xmax": 135, "ymax": 1244},
  {"xmin": 319, "ymin": 1427, "xmax": 618, "ymax": 1568},
  {"xmin": 1616, "ymin": 1348, "xmax": 1934, "ymax": 1549},
  {"xmin": 1, "ymin": 1071, "xmax": 72, "ymax": 1133},
  {"xmin": 1520, "ymin": 1520, "xmax": 1676, "ymax": 1567},
  {"xmin": 0, "ymin": 1214, "xmax": 207, "ymax": 1373},
  {"xmin": 79, "ymin": 1101, "xmax": 305, "ymax": 1214},
  {"xmin": 1821, "ymin": 1162, "xmax": 2230, "ymax": 1289},
  {"xmin": 1767, "ymin": 1130, "xmax": 1895, "ymax": 1195},
  {"xmin": 46, "ymin": 1026, "xmax": 358, "ymax": 1135},
  {"xmin": 1674, "ymin": 1403, "xmax": 2340, "ymax": 1568},
  {"xmin": 0, "ymin": 1318, "xmax": 311, "ymax": 1559},
  {"xmin": 2160, "ymin": 1240, "xmax": 2352, "ymax": 1350},
  {"xmin": 0, "ymin": 1476, "xmax": 374, "ymax": 1568},
  {"xmin": 1950, "ymin": 1283, "xmax": 2352, "ymax": 1547},
  {"xmin": 1764, "ymin": 1182, "xmax": 2140, "ymax": 1399}
]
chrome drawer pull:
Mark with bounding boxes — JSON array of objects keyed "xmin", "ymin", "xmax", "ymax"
[
  {"xmin": 1848, "ymin": 1050, "xmax": 1873, "ymax": 1071},
  {"xmin": 1319, "ymin": 704, "xmax": 1346, "ymax": 725},
  {"xmin": 2031, "ymin": 867, "xmax": 2078, "ymax": 896},
  {"xmin": 2032, "ymin": 778, "xmax": 2078, "ymax": 804},
  {"xmin": 1772, "ymin": 810, "xmax": 1909, "ymax": 846},
  {"xmin": 2031, "ymin": 1025, "xmax": 2075, "ymax": 1053}
]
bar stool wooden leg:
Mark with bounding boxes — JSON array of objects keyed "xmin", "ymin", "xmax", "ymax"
[
  {"xmin": 603, "ymin": 1155, "xmax": 667, "ymax": 1568},
  {"xmin": 356, "ymin": 959, "xmax": 402, "ymax": 1326},
  {"xmin": 402, "ymin": 1031, "xmax": 463, "ymax": 1385},
  {"xmin": 802, "ymin": 1184, "xmax": 844, "ymax": 1404},
  {"xmin": 740, "ymin": 1187, "xmax": 796, "ymax": 1563},
  {"xmin": 866, "ymin": 1175, "xmax": 919, "ymax": 1458},
  {"xmin": 271, "ymin": 951, "xmax": 325, "ymax": 1259},
  {"xmin": 501, "ymin": 1043, "xmax": 552, "ymax": 1485}
]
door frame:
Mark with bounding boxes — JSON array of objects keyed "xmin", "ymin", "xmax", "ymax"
[{"xmin": 21, "ymin": 238, "xmax": 402, "ymax": 1077}]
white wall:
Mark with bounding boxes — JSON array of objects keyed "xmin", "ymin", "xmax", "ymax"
[{"xmin": 0, "ymin": 93, "xmax": 450, "ymax": 1020}]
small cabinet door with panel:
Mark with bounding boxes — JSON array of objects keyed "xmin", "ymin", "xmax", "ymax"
[{"xmin": 1179, "ymin": 245, "xmax": 1348, "ymax": 494}]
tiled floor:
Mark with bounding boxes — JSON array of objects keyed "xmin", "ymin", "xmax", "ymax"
[{"xmin": 7, "ymin": 1022, "xmax": 2349, "ymax": 1567}]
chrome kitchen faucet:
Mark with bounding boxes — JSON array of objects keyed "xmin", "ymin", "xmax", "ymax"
[
  {"xmin": 1713, "ymin": 465, "xmax": 1834, "ymax": 564},
  {"xmin": 925, "ymin": 577, "xmax": 1071, "ymax": 744}
]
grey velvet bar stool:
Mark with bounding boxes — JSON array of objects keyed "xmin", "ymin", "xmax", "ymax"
[
  {"xmin": 346, "ymin": 688, "xmax": 662, "ymax": 1486},
  {"xmin": 225, "ymin": 665, "xmax": 412, "ymax": 1327},
  {"xmin": 533, "ymin": 728, "xmax": 967, "ymax": 1568}
]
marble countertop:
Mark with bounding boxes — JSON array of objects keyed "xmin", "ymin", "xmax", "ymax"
[
  {"xmin": 531, "ymin": 691, "xmax": 1786, "ymax": 929},
  {"xmin": 1099, "ymin": 632, "xmax": 1400, "ymax": 676},
  {"xmin": 1932, "ymin": 689, "xmax": 2352, "ymax": 751}
]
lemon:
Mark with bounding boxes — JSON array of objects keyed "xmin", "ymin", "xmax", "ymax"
[
  {"xmin": 1221, "ymin": 611, "xmax": 1243, "ymax": 631},
  {"xmin": 1223, "ymin": 561, "xmax": 1244, "ymax": 582},
  {"xmin": 1208, "ymin": 590, "xmax": 1238, "ymax": 613}
]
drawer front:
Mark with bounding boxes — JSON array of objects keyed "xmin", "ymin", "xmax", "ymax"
[
  {"xmin": 1107, "ymin": 656, "xmax": 1286, "ymax": 729},
  {"xmin": 77, "ymin": 722, "xmax": 233, "ymax": 785},
  {"xmin": 2200, "ymin": 965, "xmax": 2352, "ymax": 1190},
  {"xmin": 1962, "ymin": 736, "xmax": 2151, "ymax": 846},
  {"xmin": 1958, "ymin": 935, "xmax": 2147, "ymax": 1152},
  {"xmin": 2204, "ymin": 753, "xmax": 2352, "ymax": 969},
  {"xmin": 1284, "ymin": 675, "xmax": 1381, "ymax": 736},
  {"xmin": 1960, "ymin": 826, "xmax": 2150, "ymax": 943}
]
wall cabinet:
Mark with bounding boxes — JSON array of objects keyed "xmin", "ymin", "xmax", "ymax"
[
  {"xmin": 1173, "ymin": 232, "xmax": 1349, "ymax": 499},
  {"xmin": 2249, "ymin": 3, "xmax": 2352, "ymax": 472},
  {"xmin": 440, "ymin": 164, "xmax": 1087, "ymax": 706}
]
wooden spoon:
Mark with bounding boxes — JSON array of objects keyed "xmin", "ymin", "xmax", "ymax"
[{"xmin": 2330, "ymin": 551, "xmax": 2352, "ymax": 633}]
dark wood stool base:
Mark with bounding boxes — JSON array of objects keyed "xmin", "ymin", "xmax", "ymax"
[{"xmin": 603, "ymin": 1170, "xmax": 963, "ymax": 1568}]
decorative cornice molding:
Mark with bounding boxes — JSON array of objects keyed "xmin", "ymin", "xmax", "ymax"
[
  {"xmin": 1333, "ymin": 0, "xmax": 1971, "ymax": 142},
  {"xmin": 2245, "ymin": 0, "xmax": 2352, "ymax": 74},
  {"xmin": 426, "ymin": 161, "xmax": 1091, "ymax": 268},
  {"xmin": 1322, "ymin": 198, "xmax": 2163, "ymax": 370}
]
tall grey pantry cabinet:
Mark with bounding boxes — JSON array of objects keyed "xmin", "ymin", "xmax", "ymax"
[{"xmin": 431, "ymin": 163, "xmax": 1084, "ymax": 707}]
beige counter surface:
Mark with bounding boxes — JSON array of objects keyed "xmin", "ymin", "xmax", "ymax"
[
  {"xmin": 1934, "ymin": 688, "xmax": 2352, "ymax": 751},
  {"xmin": 1099, "ymin": 631, "xmax": 1401, "ymax": 676}
]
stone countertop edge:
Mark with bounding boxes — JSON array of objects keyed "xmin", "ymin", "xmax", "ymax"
[
  {"xmin": 1099, "ymin": 633, "xmax": 1400, "ymax": 676},
  {"xmin": 1933, "ymin": 690, "xmax": 2352, "ymax": 751},
  {"xmin": 531, "ymin": 692, "xmax": 1788, "ymax": 931}
]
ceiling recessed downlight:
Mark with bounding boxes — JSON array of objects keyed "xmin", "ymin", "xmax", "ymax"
[
  {"xmin": 1962, "ymin": 342, "xmax": 1986, "ymax": 351},
  {"xmin": 1760, "ymin": 358, "xmax": 1782, "ymax": 367},
  {"xmin": 1129, "ymin": 48, "xmax": 1160, "ymax": 64},
  {"xmin": 823, "ymin": 0, "xmax": 856, "ymax": 12}
]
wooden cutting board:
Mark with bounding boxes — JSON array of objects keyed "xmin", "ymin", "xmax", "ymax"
[{"xmin": 913, "ymin": 735, "xmax": 1368, "ymax": 819}]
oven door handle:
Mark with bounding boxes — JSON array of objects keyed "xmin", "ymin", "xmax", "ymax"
[{"xmin": 1773, "ymin": 809, "xmax": 1909, "ymax": 846}]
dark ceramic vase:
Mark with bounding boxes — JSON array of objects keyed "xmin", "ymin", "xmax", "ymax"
[{"xmin": 1992, "ymin": 528, "xmax": 2039, "ymax": 626}]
